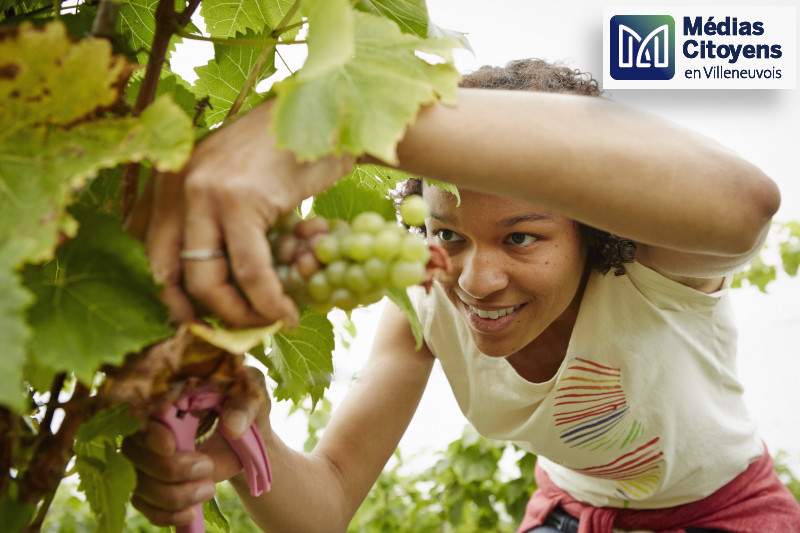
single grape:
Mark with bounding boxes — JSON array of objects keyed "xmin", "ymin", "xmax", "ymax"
[
  {"xmin": 295, "ymin": 216, "xmax": 329, "ymax": 239},
  {"xmin": 325, "ymin": 260, "xmax": 348, "ymax": 287},
  {"xmin": 400, "ymin": 234, "xmax": 430, "ymax": 263},
  {"xmin": 390, "ymin": 260, "xmax": 425, "ymax": 288},
  {"xmin": 344, "ymin": 264, "xmax": 372, "ymax": 294},
  {"xmin": 351, "ymin": 212, "xmax": 387, "ymax": 235},
  {"xmin": 274, "ymin": 211, "xmax": 301, "ymax": 234},
  {"xmin": 330, "ymin": 288, "xmax": 359, "ymax": 311},
  {"xmin": 275, "ymin": 265, "xmax": 290, "ymax": 289},
  {"xmin": 295, "ymin": 249, "xmax": 321, "ymax": 280},
  {"xmin": 373, "ymin": 227, "xmax": 402, "ymax": 260},
  {"xmin": 275, "ymin": 234, "xmax": 298, "ymax": 265},
  {"xmin": 328, "ymin": 219, "xmax": 350, "ymax": 234},
  {"xmin": 358, "ymin": 287, "xmax": 386, "ymax": 306},
  {"xmin": 308, "ymin": 271, "xmax": 332, "ymax": 303},
  {"xmin": 341, "ymin": 232, "xmax": 374, "ymax": 262},
  {"xmin": 313, "ymin": 234, "xmax": 340, "ymax": 264},
  {"xmin": 363, "ymin": 257, "xmax": 388, "ymax": 283},
  {"xmin": 400, "ymin": 195, "xmax": 430, "ymax": 227}
]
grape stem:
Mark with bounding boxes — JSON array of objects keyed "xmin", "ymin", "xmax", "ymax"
[{"xmin": 224, "ymin": 0, "xmax": 304, "ymax": 122}]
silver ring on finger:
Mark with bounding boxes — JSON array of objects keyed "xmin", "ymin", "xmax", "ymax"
[{"xmin": 179, "ymin": 248, "xmax": 226, "ymax": 261}]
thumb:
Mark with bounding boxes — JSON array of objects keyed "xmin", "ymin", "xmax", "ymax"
[{"xmin": 220, "ymin": 367, "xmax": 270, "ymax": 440}]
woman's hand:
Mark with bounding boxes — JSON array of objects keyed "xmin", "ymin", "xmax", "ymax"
[
  {"xmin": 131, "ymin": 102, "xmax": 354, "ymax": 328},
  {"xmin": 122, "ymin": 377, "xmax": 271, "ymax": 527}
]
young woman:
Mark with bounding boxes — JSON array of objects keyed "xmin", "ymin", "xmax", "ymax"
[{"xmin": 124, "ymin": 60, "xmax": 799, "ymax": 532}]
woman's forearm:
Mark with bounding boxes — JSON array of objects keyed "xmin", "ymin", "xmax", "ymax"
[
  {"xmin": 229, "ymin": 430, "xmax": 351, "ymax": 533},
  {"xmin": 391, "ymin": 88, "xmax": 780, "ymax": 256}
]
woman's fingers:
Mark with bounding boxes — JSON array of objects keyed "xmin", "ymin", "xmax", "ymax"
[
  {"xmin": 181, "ymin": 194, "xmax": 264, "ymax": 327},
  {"xmin": 132, "ymin": 469, "xmax": 216, "ymax": 512},
  {"xmin": 221, "ymin": 206, "xmax": 299, "ymax": 328},
  {"xmin": 123, "ymin": 420, "xmax": 226, "ymax": 526},
  {"xmin": 145, "ymin": 172, "xmax": 196, "ymax": 323},
  {"xmin": 131, "ymin": 493, "xmax": 197, "ymax": 527},
  {"xmin": 181, "ymin": 172, "xmax": 293, "ymax": 327},
  {"xmin": 123, "ymin": 421, "xmax": 212, "ymax": 481}
]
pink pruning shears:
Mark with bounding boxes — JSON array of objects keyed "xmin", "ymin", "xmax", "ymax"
[{"xmin": 157, "ymin": 390, "xmax": 272, "ymax": 533}]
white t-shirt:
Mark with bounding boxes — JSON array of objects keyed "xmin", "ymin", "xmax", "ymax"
[{"xmin": 409, "ymin": 261, "xmax": 763, "ymax": 509}]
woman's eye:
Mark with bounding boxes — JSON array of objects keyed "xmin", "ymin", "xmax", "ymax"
[
  {"xmin": 433, "ymin": 229, "xmax": 461, "ymax": 243},
  {"xmin": 507, "ymin": 233, "xmax": 538, "ymax": 246}
]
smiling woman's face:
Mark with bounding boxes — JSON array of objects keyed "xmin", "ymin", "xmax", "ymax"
[{"xmin": 423, "ymin": 186, "xmax": 587, "ymax": 358}]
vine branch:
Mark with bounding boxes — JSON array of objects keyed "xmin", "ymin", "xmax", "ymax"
[
  {"xmin": 18, "ymin": 383, "xmax": 93, "ymax": 513},
  {"xmin": 0, "ymin": 408, "xmax": 15, "ymax": 499},
  {"xmin": 121, "ymin": 0, "xmax": 201, "ymax": 219},
  {"xmin": 40, "ymin": 373, "xmax": 66, "ymax": 434}
]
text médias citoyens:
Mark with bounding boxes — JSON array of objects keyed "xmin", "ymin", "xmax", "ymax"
[{"xmin": 682, "ymin": 17, "xmax": 783, "ymax": 80}]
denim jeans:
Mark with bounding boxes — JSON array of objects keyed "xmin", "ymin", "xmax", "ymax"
[{"xmin": 525, "ymin": 507, "xmax": 729, "ymax": 533}]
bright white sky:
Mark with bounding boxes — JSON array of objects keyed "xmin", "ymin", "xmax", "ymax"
[{"xmin": 173, "ymin": 0, "xmax": 800, "ymax": 473}]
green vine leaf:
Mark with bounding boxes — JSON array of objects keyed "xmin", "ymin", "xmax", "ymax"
[
  {"xmin": 353, "ymin": 0, "xmax": 428, "ymax": 37},
  {"xmin": 126, "ymin": 68, "xmax": 206, "ymax": 128},
  {"xmin": 203, "ymin": 497, "xmax": 231, "ymax": 533},
  {"xmin": 200, "ymin": 0, "xmax": 299, "ymax": 39},
  {"xmin": 312, "ymin": 175, "xmax": 396, "ymax": 223},
  {"xmin": 192, "ymin": 29, "xmax": 277, "ymax": 126},
  {"xmin": 733, "ymin": 221, "xmax": 800, "ymax": 292},
  {"xmin": 117, "ymin": 0, "xmax": 192, "ymax": 62},
  {"xmin": 297, "ymin": 0, "xmax": 354, "ymax": 79},
  {"xmin": 271, "ymin": 2, "xmax": 461, "ymax": 163},
  {"xmin": 0, "ymin": 495, "xmax": 36, "ymax": 533},
  {"xmin": 386, "ymin": 287, "xmax": 423, "ymax": 349},
  {"xmin": 0, "ymin": 265, "xmax": 34, "ymax": 411},
  {"xmin": 254, "ymin": 309, "xmax": 335, "ymax": 408},
  {"xmin": 348, "ymin": 164, "xmax": 407, "ymax": 197},
  {"xmin": 22, "ymin": 207, "xmax": 174, "ymax": 385},
  {"xmin": 75, "ymin": 405, "xmax": 140, "ymax": 533}
]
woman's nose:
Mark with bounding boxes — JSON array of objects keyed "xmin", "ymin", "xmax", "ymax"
[{"xmin": 457, "ymin": 249, "xmax": 509, "ymax": 300}]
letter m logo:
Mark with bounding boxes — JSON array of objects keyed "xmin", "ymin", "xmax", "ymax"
[{"xmin": 610, "ymin": 15, "xmax": 675, "ymax": 80}]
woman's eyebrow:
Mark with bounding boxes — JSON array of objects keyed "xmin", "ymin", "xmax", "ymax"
[
  {"xmin": 498, "ymin": 213, "xmax": 553, "ymax": 228},
  {"xmin": 429, "ymin": 212, "xmax": 454, "ymax": 224}
]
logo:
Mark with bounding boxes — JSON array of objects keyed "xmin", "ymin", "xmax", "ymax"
[{"xmin": 610, "ymin": 15, "xmax": 675, "ymax": 80}]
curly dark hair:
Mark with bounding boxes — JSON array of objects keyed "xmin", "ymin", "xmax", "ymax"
[{"xmin": 397, "ymin": 59, "xmax": 635, "ymax": 276}]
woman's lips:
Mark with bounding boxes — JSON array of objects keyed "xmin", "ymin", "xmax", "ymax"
[{"xmin": 461, "ymin": 301, "xmax": 525, "ymax": 334}]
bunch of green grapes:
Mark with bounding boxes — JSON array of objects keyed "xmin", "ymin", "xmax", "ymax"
[{"xmin": 269, "ymin": 197, "xmax": 431, "ymax": 313}]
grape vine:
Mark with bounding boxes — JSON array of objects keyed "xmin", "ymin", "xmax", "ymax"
[{"xmin": 0, "ymin": 0, "xmax": 463, "ymax": 530}]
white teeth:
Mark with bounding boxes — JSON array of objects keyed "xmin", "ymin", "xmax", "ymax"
[{"xmin": 468, "ymin": 304, "xmax": 519, "ymax": 320}]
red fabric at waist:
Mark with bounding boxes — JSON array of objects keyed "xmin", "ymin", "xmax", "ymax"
[{"xmin": 516, "ymin": 447, "xmax": 800, "ymax": 533}]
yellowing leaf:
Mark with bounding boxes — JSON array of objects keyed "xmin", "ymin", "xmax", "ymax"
[
  {"xmin": 0, "ymin": 21, "xmax": 128, "ymax": 136},
  {"xmin": 0, "ymin": 94, "xmax": 193, "ymax": 268},
  {"xmin": 271, "ymin": 9, "xmax": 461, "ymax": 164},
  {"xmin": 188, "ymin": 321, "xmax": 284, "ymax": 354}
]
